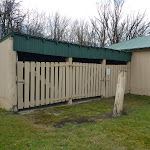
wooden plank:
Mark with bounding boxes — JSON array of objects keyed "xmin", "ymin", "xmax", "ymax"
[
  {"xmin": 109, "ymin": 65, "xmax": 111, "ymax": 97},
  {"xmin": 62, "ymin": 63, "xmax": 66, "ymax": 101},
  {"xmin": 17, "ymin": 62, "xmax": 24, "ymax": 109},
  {"xmin": 93, "ymin": 64, "xmax": 96, "ymax": 97},
  {"xmin": 84, "ymin": 63, "xmax": 88, "ymax": 98},
  {"xmin": 69, "ymin": 60, "xmax": 73, "ymax": 102},
  {"xmin": 105, "ymin": 65, "xmax": 108, "ymax": 97},
  {"xmin": 87, "ymin": 63, "xmax": 91, "ymax": 98},
  {"xmin": 50, "ymin": 62, "xmax": 54, "ymax": 103},
  {"xmin": 96, "ymin": 64, "xmax": 99, "ymax": 96},
  {"xmin": 99, "ymin": 64, "xmax": 102, "ymax": 96},
  {"xmin": 30, "ymin": 62, "xmax": 35, "ymax": 107},
  {"xmin": 114, "ymin": 65, "xmax": 116, "ymax": 96},
  {"xmin": 66, "ymin": 62, "xmax": 69, "ymax": 100},
  {"xmin": 41, "ymin": 62, "xmax": 45, "ymax": 105},
  {"xmin": 110, "ymin": 65, "xmax": 113, "ymax": 96},
  {"xmin": 79, "ymin": 63, "xmax": 82, "ymax": 98},
  {"xmin": 108, "ymin": 65, "xmax": 111, "ymax": 97},
  {"xmin": 101, "ymin": 60, "xmax": 106, "ymax": 97},
  {"xmin": 36, "ymin": 62, "xmax": 40, "ymax": 106},
  {"xmin": 76, "ymin": 63, "xmax": 79, "ymax": 99},
  {"xmin": 81, "ymin": 63, "xmax": 83, "ymax": 98},
  {"xmin": 55, "ymin": 62, "xmax": 59, "ymax": 100},
  {"xmin": 108, "ymin": 65, "xmax": 110, "ymax": 97},
  {"xmin": 97, "ymin": 64, "xmax": 100, "ymax": 96},
  {"xmin": 90, "ymin": 64, "xmax": 93, "ymax": 97},
  {"xmin": 112, "ymin": 65, "xmax": 115, "ymax": 96},
  {"xmin": 93, "ymin": 64, "xmax": 95, "ymax": 97},
  {"xmin": 105, "ymin": 65, "xmax": 109, "ymax": 98},
  {"xmin": 82, "ymin": 63, "xmax": 86, "ymax": 98},
  {"xmin": 24, "ymin": 62, "xmax": 30, "ymax": 108},
  {"xmin": 72, "ymin": 62, "xmax": 75, "ymax": 98},
  {"xmin": 59, "ymin": 63, "xmax": 63, "ymax": 99},
  {"xmin": 110, "ymin": 65, "xmax": 113, "ymax": 97}
]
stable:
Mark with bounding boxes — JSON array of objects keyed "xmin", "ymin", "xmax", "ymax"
[
  {"xmin": 107, "ymin": 36, "xmax": 150, "ymax": 96},
  {"xmin": 0, "ymin": 32, "xmax": 131, "ymax": 111}
]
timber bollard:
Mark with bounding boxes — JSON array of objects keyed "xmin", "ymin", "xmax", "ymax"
[{"xmin": 113, "ymin": 70, "xmax": 127, "ymax": 117}]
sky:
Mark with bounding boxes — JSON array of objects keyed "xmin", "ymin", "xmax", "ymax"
[{"xmin": 22, "ymin": 0, "xmax": 150, "ymax": 20}]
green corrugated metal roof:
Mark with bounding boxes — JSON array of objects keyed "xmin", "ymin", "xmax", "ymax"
[
  {"xmin": 0, "ymin": 32, "xmax": 132, "ymax": 61},
  {"xmin": 106, "ymin": 36, "xmax": 150, "ymax": 51}
]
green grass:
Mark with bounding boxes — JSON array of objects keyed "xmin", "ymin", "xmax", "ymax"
[{"xmin": 0, "ymin": 94, "xmax": 150, "ymax": 150}]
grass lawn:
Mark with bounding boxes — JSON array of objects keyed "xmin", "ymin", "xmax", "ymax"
[{"xmin": 0, "ymin": 94, "xmax": 150, "ymax": 150}]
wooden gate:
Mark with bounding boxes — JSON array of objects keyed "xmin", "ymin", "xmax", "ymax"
[
  {"xmin": 105, "ymin": 65, "xmax": 130, "ymax": 97},
  {"xmin": 17, "ymin": 62, "xmax": 104, "ymax": 109}
]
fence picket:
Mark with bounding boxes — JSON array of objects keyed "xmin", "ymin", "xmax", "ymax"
[
  {"xmin": 82, "ymin": 63, "xmax": 85, "ymax": 98},
  {"xmin": 96, "ymin": 64, "xmax": 98, "ymax": 96},
  {"xmin": 50, "ymin": 62, "xmax": 54, "ymax": 103},
  {"xmin": 35, "ymin": 62, "xmax": 40, "ymax": 106},
  {"xmin": 93, "ymin": 64, "xmax": 96, "ymax": 97},
  {"xmin": 41, "ymin": 62, "xmax": 45, "ymax": 105},
  {"xmin": 17, "ymin": 62, "xmax": 24, "ymax": 109},
  {"xmin": 79, "ymin": 63, "xmax": 82, "ymax": 98},
  {"xmin": 72, "ymin": 62, "xmax": 75, "ymax": 98},
  {"xmin": 87, "ymin": 63, "xmax": 91, "ymax": 98},
  {"xmin": 62, "ymin": 63, "xmax": 66, "ymax": 101},
  {"xmin": 30, "ymin": 62, "xmax": 35, "ymax": 107},
  {"xmin": 59, "ymin": 64, "xmax": 63, "ymax": 100},
  {"xmin": 66, "ymin": 62, "xmax": 69, "ymax": 101},
  {"xmin": 54, "ymin": 62, "xmax": 59, "ymax": 101},
  {"xmin": 24, "ymin": 62, "xmax": 30, "ymax": 108},
  {"xmin": 76, "ymin": 63, "xmax": 79, "ymax": 99},
  {"xmin": 85, "ymin": 63, "xmax": 88, "ymax": 98}
]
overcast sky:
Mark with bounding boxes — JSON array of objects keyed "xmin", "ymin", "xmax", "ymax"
[{"xmin": 22, "ymin": 0, "xmax": 150, "ymax": 20}]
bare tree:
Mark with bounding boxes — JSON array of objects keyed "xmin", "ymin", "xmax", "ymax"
[
  {"xmin": 0, "ymin": 0, "xmax": 25, "ymax": 38},
  {"xmin": 47, "ymin": 12, "xmax": 70, "ymax": 41},
  {"xmin": 124, "ymin": 12, "xmax": 150, "ymax": 41},
  {"xmin": 90, "ymin": 1, "xmax": 110, "ymax": 47},
  {"xmin": 68, "ymin": 20, "xmax": 99, "ymax": 46},
  {"xmin": 92, "ymin": 0, "xmax": 150, "ymax": 47},
  {"xmin": 23, "ymin": 9, "xmax": 46, "ymax": 37}
]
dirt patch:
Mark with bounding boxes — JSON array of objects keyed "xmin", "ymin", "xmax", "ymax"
[
  {"xmin": 101, "ymin": 98, "xmax": 115, "ymax": 103},
  {"xmin": 33, "ymin": 108, "xmax": 130, "ymax": 128},
  {"xmin": 53, "ymin": 117, "xmax": 96, "ymax": 128},
  {"xmin": 101, "ymin": 108, "xmax": 129, "ymax": 118}
]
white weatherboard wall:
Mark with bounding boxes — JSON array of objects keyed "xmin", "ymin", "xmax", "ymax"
[
  {"xmin": 0, "ymin": 38, "xmax": 17, "ymax": 110},
  {"xmin": 131, "ymin": 50, "xmax": 150, "ymax": 96}
]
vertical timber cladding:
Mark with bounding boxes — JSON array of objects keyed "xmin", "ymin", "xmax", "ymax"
[
  {"xmin": 17, "ymin": 61, "xmax": 131, "ymax": 109},
  {"xmin": 105, "ymin": 64, "xmax": 131, "ymax": 98},
  {"xmin": 17, "ymin": 61, "xmax": 103, "ymax": 109}
]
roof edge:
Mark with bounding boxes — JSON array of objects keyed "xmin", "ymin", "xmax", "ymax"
[
  {"xmin": 121, "ymin": 47, "xmax": 150, "ymax": 51},
  {"xmin": 0, "ymin": 32, "xmax": 14, "ymax": 43},
  {"xmin": 1, "ymin": 32, "xmax": 132, "ymax": 53}
]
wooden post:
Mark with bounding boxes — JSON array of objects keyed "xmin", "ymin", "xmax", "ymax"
[
  {"xmin": 113, "ymin": 70, "xmax": 127, "ymax": 117},
  {"xmin": 127, "ymin": 62, "xmax": 131, "ymax": 94},
  {"xmin": 66, "ymin": 57, "xmax": 73, "ymax": 105},
  {"xmin": 101, "ymin": 59, "xmax": 106, "ymax": 97}
]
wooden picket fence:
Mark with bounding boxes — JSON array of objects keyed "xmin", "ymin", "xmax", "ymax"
[
  {"xmin": 17, "ymin": 62, "xmax": 104, "ymax": 109},
  {"xmin": 17, "ymin": 61, "xmax": 130, "ymax": 109}
]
